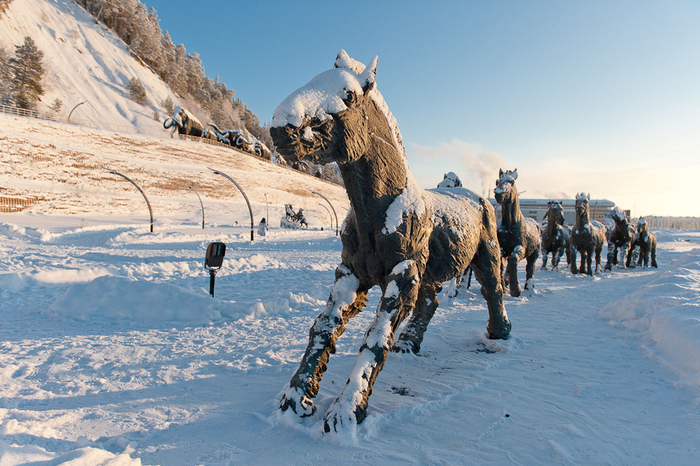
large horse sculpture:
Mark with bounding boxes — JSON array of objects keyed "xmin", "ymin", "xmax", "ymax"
[
  {"xmin": 163, "ymin": 106, "xmax": 204, "ymax": 137},
  {"xmin": 540, "ymin": 200, "xmax": 571, "ymax": 270},
  {"xmin": 570, "ymin": 193, "xmax": 605, "ymax": 275},
  {"xmin": 494, "ymin": 169, "xmax": 540, "ymax": 296},
  {"xmin": 634, "ymin": 217, "xmax": 658, "ymax": 268},
  {"xmin": 270, "ymin": 50, "xmax": 511, "ymax": 434},
  {"xmin": 604, "ymin": 206, "xmax": 635, "ymax": 270}
]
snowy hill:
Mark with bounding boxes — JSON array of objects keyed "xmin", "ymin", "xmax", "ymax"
[{"xmin": 0, "ymin": 0, "xmax": 177, "ymax": 132}]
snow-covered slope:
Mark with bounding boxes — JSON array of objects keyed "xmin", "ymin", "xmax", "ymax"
[
  {"xmin": 0, "ymin": 113, "xmax": 349, "ymax": 226},
  {"xmin": 0, "ymin": 0, "xmax": 176, "ymax": 133}
]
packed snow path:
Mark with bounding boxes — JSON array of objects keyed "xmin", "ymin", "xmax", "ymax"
[{"xmin": 0, "ymin": 218, "xmax": 698, "ymax": 464}]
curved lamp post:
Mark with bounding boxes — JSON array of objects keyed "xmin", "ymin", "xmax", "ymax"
[
  {"xmin": 208, "ymin": 167, "xmax": 255, "ymax": 241},
  {"xmin": 311, "ymin": 190, "xmax": 339, "ymax": 236},
  {"xmin": 188, "ymin": 185, "xmax": 205, "ymax": 229},
  {"xmin": 103, "ymin": 167, "xmax": 154, "ymax": 232},
  {"xmin": 318, "ymin": 203, "xmax": 333, "ymax": 230},
  {"xmin": 68, "ymin": 101, "xmax": 86, "ymax": 123}
]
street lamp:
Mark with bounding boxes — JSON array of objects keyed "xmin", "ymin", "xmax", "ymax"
[
  {"xmin": 311, "ymin": 190, "xmax": 339, "ymax": 236},
  {"xmin": 103, "ymin": 167, "xmax": 154, "ymax": 232},
  {"xmin": 208, "ymin": 167, "xmax": 255, "ymax": 241}
]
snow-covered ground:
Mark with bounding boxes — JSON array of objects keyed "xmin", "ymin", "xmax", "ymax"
[
  {"xmin": 1, "ymin": 210, "xmax": 699, "ymax": 465},
  {"xmin": 0, "ymin": 116, "xmax": 699, "ymax": 466}
]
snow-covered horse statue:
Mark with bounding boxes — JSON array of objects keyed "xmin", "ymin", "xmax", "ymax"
[
  {"xmin": 540, "ymin": 200, "xmax": 571, "ymax": 270},
  {"xmin": 494, "ymin": 169, "xmax": 540, "ymax": 296},
  {"xmin": 570, "ymin": 193, "xmax": 605, "ymax": 275},
  {"xmin": 634, "ymin": 217, "xmax": 657, "ymax": 268},
  {"xmin": 604, "ymin": 206, "xmax": 635, "ymax": 270},
  {"xmin": 163, "ymin": 106, "xmax": 204, "ymax": 137},
  {"xmin": 269, "ymin": 50, "xmax": 511, "ymax": 434}
]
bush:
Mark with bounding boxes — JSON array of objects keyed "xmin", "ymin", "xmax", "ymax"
[{"xmin": 127, "ymin": 77, "xmax": 147, "ymax": 105}]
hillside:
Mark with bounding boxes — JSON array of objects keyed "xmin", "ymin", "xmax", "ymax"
[
  {"xmin": 0, "ymin": 113, "xmax": 349, "ymax": 228},
  {"xmin": 1, "ymin": 0, "xmax": 209, "ymax": 134}
]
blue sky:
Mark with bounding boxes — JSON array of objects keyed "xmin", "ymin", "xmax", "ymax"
[{"xmin": 144, "ymin": 0, "xmax": 700, "ymax": 217}]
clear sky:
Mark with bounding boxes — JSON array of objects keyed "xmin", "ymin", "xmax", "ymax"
[{"xmin": 143, "ymin": 0, "xmax": 700, "ymax": 217}]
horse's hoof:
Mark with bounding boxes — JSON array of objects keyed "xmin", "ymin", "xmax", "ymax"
[
  {"xmin": 488, "ymin": 319, "xmax": 511, "ymax": 340},
  {"xmin": 323, "ymin": 403, "xmax": 361, "ymax": 434},
  {"xmin": 279, "ymin": 386, "xmax": 316, "ymax": 417}
]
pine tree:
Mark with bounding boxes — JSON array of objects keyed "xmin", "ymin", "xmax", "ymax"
[
  {"xmin": 0, "ymin": 45, "xmax": 12, "ymax": 105},
  {"xmin": 8, "ymin": 36, "xmax": 44, "ymax": 109}
]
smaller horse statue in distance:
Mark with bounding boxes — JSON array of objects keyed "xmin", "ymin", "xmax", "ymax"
[
  {"xmin": 494, "ymin": 169, "xmax": 541, "ymax": 296},
  {"xmin": 604, "ymin": 206, "xmax": 636, "ymax": 270},
  {"xmin": 634, "ymin": 217, "xmax": 658, "ymax": 268},
  {"xmin": 540, "ymin": 200, "xmax": 571, "ymax": 270},
  {"xmin": 570, "ymin": 193, "xmax": 605, "ymax": 275}
]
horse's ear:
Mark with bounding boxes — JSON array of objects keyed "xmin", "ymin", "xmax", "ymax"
[
  {"xmin": 512, "ymin": 169, "xmax": 518, "ymax": 180},
  {"xmin": 499, "ymin": 169, "xmax": 504, "ymax": 178},
  {"xmin": 587, "ymin": 193, "xmax": 590, "ymax": 200},
  {"xmin": 360, "ymin": 56, "xmax": 378, "ymax": 95}
]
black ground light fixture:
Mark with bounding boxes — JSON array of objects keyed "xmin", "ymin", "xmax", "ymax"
[{"xmin": 205, "ymin": 242, "xmax": 226, "ymax": 297}]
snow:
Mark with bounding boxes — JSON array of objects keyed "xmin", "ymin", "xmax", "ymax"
[{"xmin": 2, "ymin": 134, "xmax": 700, "ymax": 463}]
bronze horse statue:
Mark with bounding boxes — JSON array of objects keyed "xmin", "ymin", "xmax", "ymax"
[
  {"xmin": 604, "ymin": 206, "xmax": 635, "ymax": 270},
  {"xmin": 270, "ymin": 50, "xmax": 511, "ymax": 434},
  {"xmin": 634, "ymin": 217, "xmax": 658, "ymax": 268},
  {"xmin": 540, "ymin": 200, "xmax": 571, "ymax": 270},
  {"xmin": 494, "ymin": 169, "xmax": 540, "ymax": 296},
  {"xmin": 570, "ymin": 193, "xmax": 605, "ymax": 275}
]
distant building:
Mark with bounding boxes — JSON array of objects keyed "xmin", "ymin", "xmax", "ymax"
[{"xmin": 488, "ymin": 198, "xmax": 617, "ymax": 225}]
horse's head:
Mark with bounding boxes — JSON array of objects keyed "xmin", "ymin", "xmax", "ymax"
[
  {"xmin": 575, "ymin": 192, "xmax": 590, "ymax": 217},
  {"xmin": 547, "ymin": 200, "xmax": 565, "ymax": 225},
  {"xmin": 494, "ymin": 169, "xmax": 518, "ymax": 204},
  {"xmin": 270, "ymin": 50, "xmax": 401, "ymax": 167},
  {"xmin": 637, "ymin": 217, "xmax": 648, "ymax": 234},
  {"xmin": 612, "ymin": 206, "xmax": 627, "ymax": 224}
]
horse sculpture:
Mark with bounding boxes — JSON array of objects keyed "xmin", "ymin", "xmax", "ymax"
[
  {"xmin": 269, "ymin": 50, "xmax": 511, "ymax": 434},
  {"xmin": 634, "ymin": 217, "xmax": 658, "ymax": 268},
  {"xmin": 540, "ymin": 200, "xmax": 571, "ymax": 270},
  {"xmin": 570, "ymin": 193, "xmax": 605, "ymax": 275},
  {"xmin": 494, "ymin": 169, "xmax": 540, "ymax": 296},
  {"xmin": 604, "ymin": 206, "xmax": 636, "ymax": 270}
]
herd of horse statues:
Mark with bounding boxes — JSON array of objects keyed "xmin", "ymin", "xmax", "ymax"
[{"xmin": 262, "ymin": 50, "xmax": 659, "ymax": 434}]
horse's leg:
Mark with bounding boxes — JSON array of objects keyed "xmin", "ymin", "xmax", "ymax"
[
  {"xmin": 541, "ymin": 248, "xmax": 549, "ymax": 270},
  {"xmin": 471, "ymin": 239, "xmax": 511, "ymax": 340},
  {"xmin": 586, "ymin": 249, "xmax": 594, "ymax": 276},
  {"xmin": 323, "ymin": 260, "xmax": 421, "ymax": 433},
  {"xmin": 524, "ymin": 252, "xmax": 536, "ymax": 290},
  {"xmin": 605, "ymin": 242, "xmax": 614, "ymax": 270},
  {"xmin": 279, "ymin": 265, "xmax": 368, "ymax": 417},
  {"xmin": 570, "ymin": 246, "xmax": 578, "ymax": 274},
  {"xmin": 651, "ymin": 239, "xmax": 658, "ymax": 268},
  {"xmin": 393, "ymin": 281, "xmax": 440, "ymax": 354},
  {"xmin": 507, "ymin": 254, "xmax": 521, "ymax": 297},
  {"xmin": 552, "ymin": 244, "xmax": 563, "ymax": 269}
]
